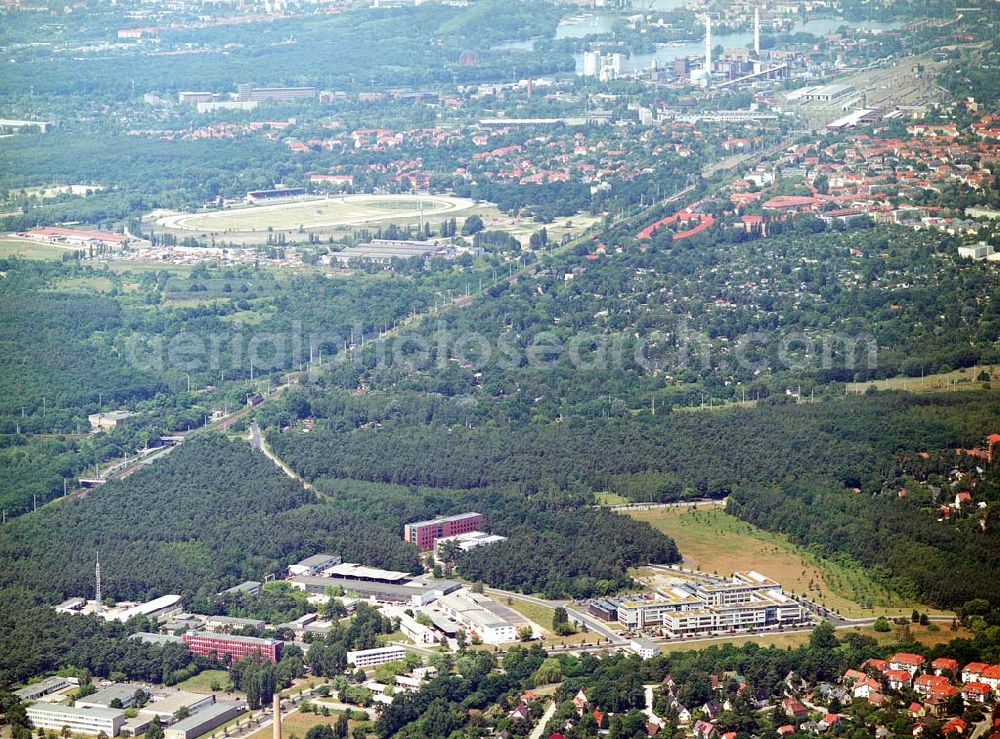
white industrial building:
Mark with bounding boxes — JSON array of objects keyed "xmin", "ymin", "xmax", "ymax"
[
  {"xmin": 347, "ymin": 645, "xmax": 407, "ymax": 668},
  {"xmin": 106, "ymin": 594, "xmax": 183, "ymax": 623},
  {"xmin": 631, "ymin": 637, "xmax": 661, "ymax": 659},
  {"xmin": 287, "ymin": 553, "xmax": 342, "ymax": 577},
  {"xmin": 26, "ymin": 704, "xmax": 125, "ymax": 737},
  {"xmin": 433, "ymin": 531, "xmax": 507, "ymax": 563},
  {"xmin": 431, "ymin": 590, "xmax": 526, "ymax": 644}
]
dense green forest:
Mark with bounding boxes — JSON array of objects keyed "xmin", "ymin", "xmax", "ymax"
[
  {"xmin": 267, "ymin": 392, "xmax": 1000, "ymax": 497},
  {"xmin": 0, "ymin": 433, "xmax": 679, "ymax": 683},
  {"xmin": 0, "ymin": 434, "xmax": 420, "ymax": 601},
  {"xmin": 265, "ymin": 390, "xmax": 1000, "ymax": 608}
]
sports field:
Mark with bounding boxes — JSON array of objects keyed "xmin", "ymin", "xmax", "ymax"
[
  {"xmin": 627, "ymin": 503, "xmax": 947, "ymax": 618},
  {"xmin": 157, "ymin": 194, "xmax": 478, "ymax": 233}
]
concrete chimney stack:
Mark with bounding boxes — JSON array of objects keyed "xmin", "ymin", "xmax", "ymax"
[
  {"xmin": 272, "ymin": 694, "xmax": 281, "ymax": 739},
  {"xmin": 705, "ymin": 14, "xmax": 712, "ymax": 77},
  {"xmin": 754, "ymin": 8, "xmax": 761, "ymax": 56}
]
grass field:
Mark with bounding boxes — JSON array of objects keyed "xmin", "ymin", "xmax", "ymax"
[
  {"xmin": 627, "ymin": 503, "xmax": 946, "ymax": 618},
  {"xmin": 244, "ymin": 709, "xmax": 366, "ymax": 739},
  {"xmin": 157, "ymin": 194, "xmax": 477, "ymax": 233},
  {"xmin": 847, "ymin": 365, "xmax": 997, "ymax": 394},
  {"xmin": 174, "ymin": 669, "xmax": 232, "ymax": 695},
  {"xmin": 502, "ymin": 596, "xmax": 596, "ymax": 647},
  {"xmin": 58, "ymin": 275, "xmax": 115, "ymax": 293},
  {"xmin": 653, "ymin": 622, "xmax": 969, "ymax": 656},
  {"xmin": 594, "ymin": 492, "xmax": 629, "ymax": 505},
  {"xmin": 0, "ymin": 237, "xmax": 69, "ymax": 260}
]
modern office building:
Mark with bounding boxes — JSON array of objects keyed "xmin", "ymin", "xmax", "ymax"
[
  {"xmin": 346, "ymin": 646, "xmax": 407, "ymax": 668},
  {"xmin": 181, "ymin": 631, "xmax": 283, "ymax": 663},
  {"xmin": 236, "ymin": 84, "xmax": 317, "ymax": 103},
  {"xmin": 404, "ymin": 512, "xmax": 484, "ymax": 551},
  {"xmin": 26, "ymin": 704, "xmax": 125, "ymax": 737},
  {"xmin": 433, "ymin": 531, "xmax": 507, "ymax": 562},
  {"xmin": 616, "ymin": 571, "xmax": 806, "ymax": 637}
]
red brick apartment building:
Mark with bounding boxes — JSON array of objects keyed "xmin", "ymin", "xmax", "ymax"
[
  {"xmin": 403, "ymin": 512, "xmax": 484, "ymax": 551},
  {"xmin": 181, "ymin": 631, "xmax": 283, "ymax": 663}
]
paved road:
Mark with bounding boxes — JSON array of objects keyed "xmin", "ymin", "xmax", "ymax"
[{"xmin": 528, "ymin": 701, "xmax": 556, "ymax": 739}]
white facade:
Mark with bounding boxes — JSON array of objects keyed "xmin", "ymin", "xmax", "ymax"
[
  {"xmin": 958, "ymin": 242, "xmax": 994, "ymax": 260},
  {"xmin": 27, "ymin": 704, "xmax": 125, "ymax": 737},
  {"xmin": 617, "ymin": 572, "xmax": 806, "ymax": 637},
  {"xmin": 433, "ymin": 591, "xmax": 521, "ymax": 644},
  {"xmin": 347, "ymin": 645, "xmax": 407, "ymax": 668},
  {"xmin": 631, "ymin": 638, "xmax": 661, "ymax": 659}
]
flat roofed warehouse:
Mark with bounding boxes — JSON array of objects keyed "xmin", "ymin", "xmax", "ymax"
[
  {"xmin": 330, "ymin": 240, "xmax": 445, "ymax": 265},
  {"xmin": 15, "ymin": 677, "xmax": 72, "ymax": 702},
  {"xmin": 288, "ymin": 574, "xmax": 459, "ymax": 606},
  {"xmin": 163, "ymin": 700, "xmax": 245, "ymax": 739}
]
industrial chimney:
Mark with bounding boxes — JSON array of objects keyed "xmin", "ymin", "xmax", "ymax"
[
  {"xmin": 272, "ymin": 694, "xmax": 281, "ymax": 739},
  {"xmin": 754, "ymin": 8, "xmax": 761, "ymax": 56},
  {"xmin": 704, "ymin": 15, "xmax": 712, "ymax": 79}
]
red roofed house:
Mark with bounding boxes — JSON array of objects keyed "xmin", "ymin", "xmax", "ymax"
[
  {"xmin": 820, "ymin": 714, "xmax": 842, "ymax": 732},
  {"xmin": 943, "ymin": 718, "xmax": 968, "ymax": 735},
  {"xmin": 886, "ymin": 670, "xmax": 914, "ymax": 691},
  {"xmin": 929, "ymin": 684, "xmax": 959, "ymax": 699},
  {"xmin": 854, "ymin": 678, "xmax": 882, "ymax": 699},
  {"xmin": 862, "ymin": 658, "xmax": 889, "ymax": 674},
  {"xmin": 908, "ymin": 703, "xmax": 926, "ymax": 717},
  {"xmin": 778, "ymin": 726, "xmax": 796, "ymax": 736},
  {"xmin": 843, "ymin": 669, "xmax": 866, "ymax": 684},
  {"xmin": 762, "ymin": 195, "xmax": 820, "ymax": 211},
  {"xmin": 932, "ymin": 658, "xmax": 958, "ymax": 675},
  {"xmin": 890, "ymin": 653, "xmax": 926, "ymax": 676},
  {"xmin": 914, "ymin": 675, "xmax": 951, "ymax": 695},
  {"xmin": 694, "ymin": 720, "xmax": 718, "ymax": 739},
  {"xmin": 508, "ymin": 704, "xmax": 530, "ymax": 721},
  {"xmin": 981, "ymin": 665, "xmax": 1000, "ymax": 690},
  {"xmin": 593, "ymin": 709, "xmax": 604, "ymax": 726},
  {"xmin": 955, "ymin": 491, "xmax": 973, "ymax": 508},
  {"xmin": 962, "ymin": 663, "xmax": 990, "ymax": 683},
  {"xmin": 783, "ymin": 698, "xmax": 808, "ymax": 718},
  {"xmin": 962, "ymin": 682, "xmax": 992, "ymax": 703}
]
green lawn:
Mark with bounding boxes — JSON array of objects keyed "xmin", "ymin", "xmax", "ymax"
[
  {"xmin": 0, "ymin": 238, "xmax": 70, "ymax": 260},
  {"xmin": 846, "ymin": 365, "xmax": 997, "ymax": 394},
  {"xmin": 594, "ymin": 492, "xmax": 629, "ymax": 505},
  {"xmin": 174, "ymin": 669, "xmax": 232, "ymax": 695}
]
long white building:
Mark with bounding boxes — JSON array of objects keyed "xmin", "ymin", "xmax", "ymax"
[
  {"xmin": 27, "ymin": 704, "xmax": 125, "ymax": 737},
  {"xmin": 616, "ymin": 571, "xmax": 807, "ymax": 637},
  {"xmin": 347, "ymin": 645, "xmax": 407, "ymax": 668}
]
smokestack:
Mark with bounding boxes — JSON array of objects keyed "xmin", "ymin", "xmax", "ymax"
[
  {"xmin": 272, "ymin": 694, "xmax": 281, "ymax": 739},
  {"xmin": 754, "ymin": 8, "xmax": 760, "ymax": 56},
  {"xmin": 705, "ymin": 15, "xmax": 712, "ymax": 77}
]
